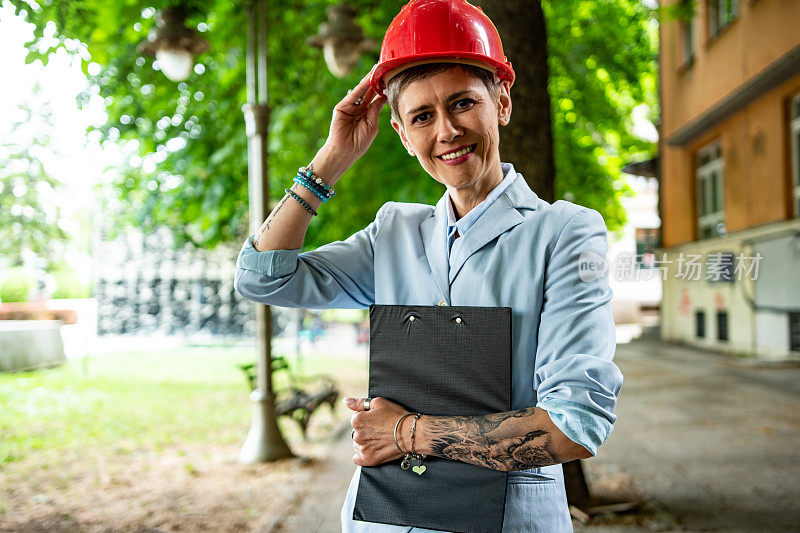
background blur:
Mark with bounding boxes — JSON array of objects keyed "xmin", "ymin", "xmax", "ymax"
[{"xmin": 1, "ymin": 0, "xmax": 798, "ymax": 531}]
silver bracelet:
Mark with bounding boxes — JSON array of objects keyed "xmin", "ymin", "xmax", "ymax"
[{"xmin": 394, "ymin": 412, "xmax": 426, "ymax": 474}]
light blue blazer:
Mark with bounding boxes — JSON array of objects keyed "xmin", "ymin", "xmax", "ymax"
[{"xmin": 235, "ymin": 163, "xmax": 622, "ymax": 532}]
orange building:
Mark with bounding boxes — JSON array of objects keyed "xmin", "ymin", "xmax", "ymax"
[{"xmin": 659, "ymin": 0, "xmax": 800, "ymax": 357}]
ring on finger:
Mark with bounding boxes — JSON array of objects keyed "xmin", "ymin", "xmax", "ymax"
[{"xmin": 364, "ymin": 397, "xmax": 372, "ymax": 411}]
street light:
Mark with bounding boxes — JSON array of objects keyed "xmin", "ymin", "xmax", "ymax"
[
  {"xmin": 307, "ymin": 3, "xmax": 375, "ymax": 78},
  {"xmin": 238, "ymin": 0, "xmax": 294, "ymax": 464},
  {"xmin": 137, "ymin": 2, "xmax": 292, "ymax": 463},
  {"xmin": 139, "ymin": 7, "xmax": 209, "ymax": 82}
]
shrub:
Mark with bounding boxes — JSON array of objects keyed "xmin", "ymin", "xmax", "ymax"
[
  {"xmin": 50, "ymin": 268, "xmax": 90, "ymax": 299},
  {"xmin": 0, "ymin": 267, "xmax": 35, "ymax": 303}
]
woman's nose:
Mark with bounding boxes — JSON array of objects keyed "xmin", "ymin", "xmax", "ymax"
[{"xmin": 435, "ymin": 113, "xmax": 462, "ymax": 143}]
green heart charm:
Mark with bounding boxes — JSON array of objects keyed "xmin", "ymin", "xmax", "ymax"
[{"xmin": 412, "ymin": 465, "xmax": 426, "ymax": 475}]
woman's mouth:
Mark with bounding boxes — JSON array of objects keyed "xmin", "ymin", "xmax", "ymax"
[{"xmin": 437, "ymin": 144, "xmax": 477, "ymax": 165}]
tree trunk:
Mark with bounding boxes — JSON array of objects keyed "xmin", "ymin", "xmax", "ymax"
[
  {"xmin": 479, "ymin": 0, "xmax": 591, "ymax": 509},
  {"xmin": 479, "ymin": 0, "xmax": 555, "ymax": 203}
]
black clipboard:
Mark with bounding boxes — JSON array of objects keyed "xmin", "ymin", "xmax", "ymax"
[{"xmin": 353, "ymin": 304, "xmax": 512, "ymax": 533}]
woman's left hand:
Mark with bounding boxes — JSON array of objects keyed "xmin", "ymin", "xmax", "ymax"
[{"xmin": 344, "ymin": 396, "xmax": 410, "ymax": 467}]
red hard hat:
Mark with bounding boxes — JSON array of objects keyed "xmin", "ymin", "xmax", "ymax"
[{"xmin": 370, "ymin": 0, "xmax": 515, "ymax": 97}]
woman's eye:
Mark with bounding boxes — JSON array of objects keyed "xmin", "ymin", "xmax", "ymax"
[
  {"xmin": 453, "ymin": 99, "xmax": 474, "ymax": 110},
  {"xmin": 412, "ymin": 112, "xmax": 430, "ymax": 124}
]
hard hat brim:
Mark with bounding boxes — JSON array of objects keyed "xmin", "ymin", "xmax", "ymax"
[{"xmin": 371, "ymin": 53, "xmax": 515, "ymax": 97}]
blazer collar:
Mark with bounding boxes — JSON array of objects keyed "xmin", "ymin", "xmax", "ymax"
[{"xmin": 419, "ymin": 163, "xmax": 541, "ymax": 301}]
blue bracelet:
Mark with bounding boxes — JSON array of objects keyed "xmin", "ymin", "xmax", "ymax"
[
  {"xmin": 296, "ymin": 173, "xmax": 335, "ymax": 199},
  {"xmin": 294, "ymin": 176, "xmax": 330, "ymax": 202},
  {"xmin": 299, "ymin": 166, "xmax": 333, "ymax": 192},
  {"xmin": 295, "ymin": 173, "xmax": 335, "ymax": 200},
  {"xmin": 298, "ymin": 168, "xmax": 336, "ymax": 201}
]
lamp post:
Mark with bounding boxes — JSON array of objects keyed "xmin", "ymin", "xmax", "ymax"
[
  {"xmin": 138, "ymin": 7, "xmax": 209, "ymax": 82},
  {"xmin": 140, "ymin": 2, "xmax": 292, "ymax": 463},
  {"xmin": 236, "ymin": 1, "xmax": 373, "ymax": 462},
  {"xmin": 307, "ymin": 3, "xmax": 376, "ymax": 78},
  {"xmin": 238, "ymin": 0, "xmax": 293, "ymax": 463}
]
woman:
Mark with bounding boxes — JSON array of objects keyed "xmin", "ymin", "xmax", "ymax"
[{"xmin": 235, "ymin": 1, "xmax": 622, "ymax": 531}]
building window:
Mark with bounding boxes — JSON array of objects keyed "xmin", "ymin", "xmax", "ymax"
[
  {"xmin": 790, "ymin": 313, "xmax": 800, "ymax": 352},
  {"xmin": 791, "ymin": 94, "xmax": 800, "ymax": 217},
  {"xmin": 696, "ymin": 141, "xmax": 725, "ymax": 239},
  {"xmin": 696, "ymin": 310, "xmax": 706, "ymax": 338},
  {"xmin": 708, "ymin": 0, "xmax": 738, "ymax": 38},
  {"xmin": 635, "ymin": 228, "xmax": 660, "ymax": 268},
  {"xmin": 680, "ymin": 0, "xmax": 696, "ymax": 65},
  {"xmin": 717, "ymin": 311, "xmax": 729, "ymax": 341}
]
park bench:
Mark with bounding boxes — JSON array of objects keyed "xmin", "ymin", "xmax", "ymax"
[{"xmin": 239, "ymin": 356, "xmax": 339, "ymax": 438}]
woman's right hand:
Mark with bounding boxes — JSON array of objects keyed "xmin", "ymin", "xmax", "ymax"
[{"xmin": 314, "ymin": 69, "xmax": 388, "ymax": 183}]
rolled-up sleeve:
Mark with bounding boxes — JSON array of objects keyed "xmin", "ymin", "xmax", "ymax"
[
  {"xmin": 234, "ymin": 202, "xmax": 393, "ymax": 310},
  {"xmin": 534, "ymin": 208, "xmax": 622, "ymax": 456}
]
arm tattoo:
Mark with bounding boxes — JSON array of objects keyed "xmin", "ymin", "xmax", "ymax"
[
  {"xmin": 424, "ymin": 407, "xmax": 563, "ymax": 472},
  {"xmin": 252, "ymin": 194, "xmax": 289, "ymax": 248}
]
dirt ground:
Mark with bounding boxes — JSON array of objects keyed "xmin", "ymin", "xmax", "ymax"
[
  {"xmin": 0, "ymin": 409, "xmax": 658, "ymax": 533},
  {"xmin": 0, "ymin": 405, "xmax": 352, "ymax": 533}
]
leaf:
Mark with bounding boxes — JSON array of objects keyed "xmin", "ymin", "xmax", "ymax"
[{"xmin": 14, "ymin": 0, "xmax": 657, "ymax": 247}]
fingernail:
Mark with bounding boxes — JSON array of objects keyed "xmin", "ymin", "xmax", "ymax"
[{"xmin": 343, "ymin": 397, "xmax": 354, "ymax": 405}]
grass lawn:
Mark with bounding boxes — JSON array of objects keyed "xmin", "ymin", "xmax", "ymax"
[
  {"xmin": 0, "ymin": 344, "xmax": 367, "ymax": 466},
  {"xmin": 0, "ymin": 342, "xmax": 369, "ymax": 529},
  {"xmin": 0, "ymin": 346, "xmax": 255, "ymax": 467}
]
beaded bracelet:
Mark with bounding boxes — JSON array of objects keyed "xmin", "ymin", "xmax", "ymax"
[
  {"xmin": 285, "ymin": 187, "xmax": 318, "ymax": 216},
  {"xmin": 299, "ymin": 166, "xmax": 334, "ymax": 193},
  {"xmin": 293, "ymin": 176, "xmax": 332, "ymax": 203},
  {"xmin": 295, "ymin": 173, "xmax": 335, "ymax": 201},
  {"xmin": 298, "ymin": 166, "xmax": 336, "ymax": 199}
]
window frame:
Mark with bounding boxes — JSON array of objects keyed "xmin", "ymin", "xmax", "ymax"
[
  {"xmin": 696, "ymin": 310, "xmax": 706, "ymax": 339},
  {"xmin": 635, "ymin": 227, "xmax": 660, "ymax": 269},
  {"xmin": 790, "ymin": 94, "xmax": 800, "ymax": 218},
  {"xmin": 708, "ymin": 0, "xmax": 739, "ymax": 39},
  {"xmin": 790, "ymin": 312, "xmax": 800, "ymax": 353},
  {"xmin": 696, "ymin": 141, "xmax": 725, "ymax": 239},
  {"xmin": 717, "ymin": 310, "xmax": 729, "ymax": 342},
  {"xmin": 680, "ymin": 1, "xmax": 696, "ymax": 66}
]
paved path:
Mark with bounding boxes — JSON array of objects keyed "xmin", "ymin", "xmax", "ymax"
[
  {"xmin": 590, "ymin": 338, "xmax": 800, "ymax": 531},
  {"xmin": 265, "ymin": 422, "xmax": 355, "ymax": 533},
  {"xmin": 264, "ymin": 337, "xmax": 800, "ymax": 531}
]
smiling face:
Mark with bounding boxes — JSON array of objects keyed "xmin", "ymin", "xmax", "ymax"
[{"xmin": 390, "ymin": 65, "xmax": 512, "ymax": 194}]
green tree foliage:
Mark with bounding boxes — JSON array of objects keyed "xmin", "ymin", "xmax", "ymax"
[
  {"xmin": 543, "ymin": 0, "xmax": 658, "ymax": 227},
  {"xmin": 0, "ymin": 95, "xmax": 69, "ymax": 267},
  {"xmin": 10, "ymin": 0, "xmax": 657, "ymax": 249}
]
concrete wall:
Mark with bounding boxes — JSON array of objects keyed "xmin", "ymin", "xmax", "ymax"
[
  {"xmin": 753, "ymin": 232, "xmax": 800, "ymax": 308},
  {"xmin": 0, "ymin": 321, "xmax": 66, "ymax": 372},
  {"xmin": 660, "ymin": 218, "xmax": 800, "ymax": 358}
]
